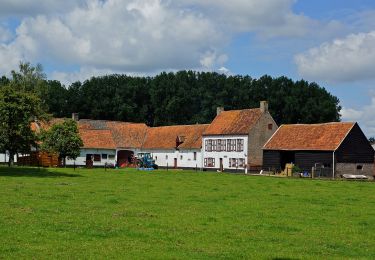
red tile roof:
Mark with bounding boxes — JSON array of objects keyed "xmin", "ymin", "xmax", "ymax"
[
  {"xmin": 203, "ymin": 108, "xmax": 263, "ymax": 135},
  {"xmin": 142, "ymin": 124, "xmax": 209, "ymax": 149},
  {"xmin": 78, "ymin": 120, "xmax": 147, "ymax": 149},
  {"xmin": 31, "ymin": 118, "xmax": 66, "ymax": 133},
  {"xmin": 80, "ymin": 129, "xmax": 116, "ymax": 149},
  {"xmin": 263, "ymin": 122, "xmax": 355, "ymax": 151}
]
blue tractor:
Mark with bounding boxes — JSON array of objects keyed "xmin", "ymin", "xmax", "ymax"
[{"xmin": 136, "ymin": 153, "xmax": 158, "ymax": 170}]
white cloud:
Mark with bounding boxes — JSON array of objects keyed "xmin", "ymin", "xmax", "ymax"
[
  {"xmin": 341, "ymin": 93, "xmax": 375, "ymax": 137},
  {"xmin": 0, "ymin": 0, "xmax": 86, "ymax": 17},
  {"xmin": 0, "ymin": 0, "xmax": 226, "ymax": 75},
  {"xmin": 0, "ymin": 0, "xmax": 316, "ymax": 78},
  {"xmin": 177, "ymin": 0, "xmax": 313, "ymax": 38},
  {"xmin": 295, "ymin": 31, "xmax": 375, "ymax": 82}
]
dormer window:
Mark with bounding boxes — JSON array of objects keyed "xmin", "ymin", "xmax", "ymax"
[{"xmin": 176, "ymin": 135, "xmax": 185, "ymax": 147}]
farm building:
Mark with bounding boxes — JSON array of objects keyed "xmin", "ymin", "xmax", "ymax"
[
  {"xmin": 141, "ymin": 124, "xmax": 208, "ymax": 169},
  {"xmin": 64, "ymin": 119, "xmax": 208, "ymax": 169},
  {"xmin": 263, "ymin": 122, "xmax": 375, "ymax": 178},
  {"xmin": 66, "ymin": 120, "xmax": 148, "ymax": 167},
  {"xmin": 202, "ymin": 101, "xmax": 277, "ymax": 171},
  {"xmin": 30, "ymin": 101, "xmax": 277, "ymax": 171}
]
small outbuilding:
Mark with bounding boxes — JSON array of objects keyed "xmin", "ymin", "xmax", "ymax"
[{"xmin": 262, "ymin": 122, "xmax": 375, "ymax": 178}]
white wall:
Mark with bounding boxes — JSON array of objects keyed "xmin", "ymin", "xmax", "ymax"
[
  {"xmin": 141, "ymin": 149, "xmax": 202, "ymax": 169},
  {"xmin": 66, "ymin": 148, "xmax": 116, "ymax": 166},
  {"xmin": 202, "ymin": 135, "xmax": 248, "ymax": 170},
  {"xmin": 0, "ymin": 153, "xmax": 17, "ymax": 163}
]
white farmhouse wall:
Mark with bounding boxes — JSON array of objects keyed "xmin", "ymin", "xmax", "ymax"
[
  {"xmin": 66, "ymin": 148, "xmax": 116, "ymax": 167},
  {"xmin": 202, "ymin": 135, "xmax": 248, "ymax": 170},
  {"xmin": 0, "ymin": 153, "xmax": 17, "ymax": 163},
  {"xmin": 141, "ymin": 149, "xmax": 202, "ymax": 169}
]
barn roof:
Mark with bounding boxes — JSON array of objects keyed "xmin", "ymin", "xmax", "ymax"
[
  {"xmin": 203, "ymin": 108, "xmax": 263, "ymax": 135},
  {"xmin": 142, "ymin": 124, "xmax": 209, "ymax": 150},
  {"xmin": 263, "ymin": 122, "xmax": 356, "ymax": 151}
]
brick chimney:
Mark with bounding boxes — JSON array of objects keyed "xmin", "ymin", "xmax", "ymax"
[
  {"xmin": 217, "ymin": 107, "xmax": 224, "ymax": 116},
  {"xmin": 72, "ymin": 113, "xmax": 79, "ymax": 121},
  {"xmin": 260, "ymin": 101, "xmax": 268, "ymax": 113}
]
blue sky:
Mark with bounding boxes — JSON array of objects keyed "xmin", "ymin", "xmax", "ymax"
[{"xmin": 0, "ymin": 0, "xmax": 374, "ymax": 136}]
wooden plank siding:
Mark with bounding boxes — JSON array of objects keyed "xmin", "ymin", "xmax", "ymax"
[
  {"xmin": 295, "ymin": 151, "xmax": 332, "ymax": 172},
  {"xmin": 336, "ymin": 123, "xmax": 375, "ymax": 163},
  {"xmin": 263, "ymin": 150, "xmax": 281, "ymax": 171}
]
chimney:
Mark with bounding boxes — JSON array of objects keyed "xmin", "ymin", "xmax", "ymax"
[
  {"xmin": 260, "ymin": 101, "xmax": 268, "ymax": 113},
  {"xmin": 72, "ymin": 113, "xmax": 79, "ymax": 121},
  {"xmin": 217, "ymin": 107, "xmax": 224, "ymax": 116}
]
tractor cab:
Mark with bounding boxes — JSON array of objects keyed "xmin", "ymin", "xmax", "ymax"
[{"xmin": 136, "ymin": 153, "xmax": 158, "ymax": 169}]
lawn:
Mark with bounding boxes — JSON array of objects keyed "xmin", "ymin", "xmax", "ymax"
[{"xmin": 0, "ymin": 167, "xmax": 374, "ymax": 259}]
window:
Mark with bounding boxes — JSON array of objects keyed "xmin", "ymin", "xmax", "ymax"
[
  {"xmin": 102, "ymin": 154, "xmax": 108, "ymax": 159},
  {"xmin": 218, "ymin": 139, "xmax": 226, "ymax": 152},
  {"xmin": 108, "ymin": 154, "xmax": 115, "ymax": 160},
  {"xmin": 237, "ymin": 139, "xmax": 244, "ymax": 152},
  {"xmin": 227, "ymin": 139, "xmax": 236, "ymax": 152},
  {"xmin": 229, "ymin": 158, "xmax": 245, "ymax": 168},
  {"xmin": 193, "ymin": 152, "xmax": 197, "ymax": 161},
  {"xmin": 204, "ymin": 158, "xmax": 215, "ymax": 167},
  {"xmin": 166, "ymin": 155, "xmax": 168, "ymax": 159},
  {"xmin": 357, "ymin": 165, "xmax": 363, "ymax": 170},
  {"xmin": 212, "ymin": 140, "xmax": 218, "ymax": 151},
  {"xmin": 180, "ymin": 155, "xmax": 183, "ymax": 160},
  {"xmin": 268, "ymin": 123, "xmax": 273, "ymax": 130},
  {"xmin": 155, "ymin": 156, "xmax": 158, "ymax": 161},
  {"xmin": 229, "ymin": 158, "xmax": 237, "ymax": 167},
  {"xmin": 205, "ymin": 139, "xmax": 213, "ymax": 152},
  {"xmin": 238, "ymin": 158, "xmax": 245, "ymax": 168},
  {"xmin": 94, "ymin": 154, "xmax": 101, "ymax": 162}
]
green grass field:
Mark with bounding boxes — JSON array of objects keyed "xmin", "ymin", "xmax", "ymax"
[{"xmin": 0, "ymin": 167, "xmax": 374, "ymax": 259}]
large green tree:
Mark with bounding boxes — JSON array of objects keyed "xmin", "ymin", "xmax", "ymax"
[
  {"xmin": 40, "ymin": 119, "xmax": 83, "ymax": 167},
  {"xmin": 0, "ymin": 86, "xmax": 46, "ymax": 166}
]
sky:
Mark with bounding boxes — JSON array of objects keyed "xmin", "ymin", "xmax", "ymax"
[{"xmin": 0, "ymin": 0, "xmax": 374, "ymax": 137}]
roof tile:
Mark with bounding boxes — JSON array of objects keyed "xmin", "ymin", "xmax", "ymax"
[
  {"xmin": 203, "ymin": 109, "xmax": 263, "ymax": 135},
  {"xmin": 263, "ymin": 122, "xmax": 355, "ymax": 151}
]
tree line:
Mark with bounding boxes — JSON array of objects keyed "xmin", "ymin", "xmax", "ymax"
[{"xmin": 0, "ymin": 66, "xmax": 342, "ymax": 127}]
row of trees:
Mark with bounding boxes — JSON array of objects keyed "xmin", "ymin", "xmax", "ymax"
[{"xmin": 3, "ymin": 70, "xmax": 341, "ymax": 127}]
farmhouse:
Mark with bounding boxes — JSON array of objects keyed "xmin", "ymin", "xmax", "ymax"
[
  {"xmin": 141, "ymin": 124, "xmax": 208, "ymax": 169},
  {"xmin": 263, "ymin": 122, "xmax": 375, "ymax": 178},
  {"xmin": 202, "ymin": 101, "xmax": 277, "ymax": 171}
]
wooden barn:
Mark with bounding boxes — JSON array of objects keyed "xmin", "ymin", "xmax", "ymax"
[
  {"xmin": 263, "ymin": 122, "xmax": 375, "ymax": 178},
  {"xmin": 17, "ymin": 151, "xmax": 59, "ymax": 167}
]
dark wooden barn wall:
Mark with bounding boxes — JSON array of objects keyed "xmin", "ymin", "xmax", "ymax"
[
  {"xmin": 295, "ymin": 151, "xmax": 332, "ymax": 171},
  {"xmin": 263, "ymin": 150, "xmax": 281, "ymax": 170},
  {"xmin": 336, "ymin": 123, "xmax": 374, "ymax": 163}
]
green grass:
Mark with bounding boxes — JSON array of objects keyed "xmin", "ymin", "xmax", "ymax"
[{"xmin": 0, "ymin": 167, "xmax": 374, "ymax": 259}]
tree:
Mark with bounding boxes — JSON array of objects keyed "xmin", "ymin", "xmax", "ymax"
[
  {"xmin": 0, "ymin": 86, "xmax": 46, "ymax": 166},
  {"xmin": 40, "ymin": 119, "xmax": 83, "ymax": 167},
  {"xmin": 10, "ymin": 62, "xmax": 47, "ymax": 94}
]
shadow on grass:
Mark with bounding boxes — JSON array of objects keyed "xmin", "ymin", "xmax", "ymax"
[{"xmin": 0, "ymin": 166, "xmax": 82, "ymax": 178}]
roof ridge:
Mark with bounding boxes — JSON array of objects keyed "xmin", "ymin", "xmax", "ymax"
[{"xmin": 281, "ymin": 122, "xmax": 355, "ymax": 126}]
